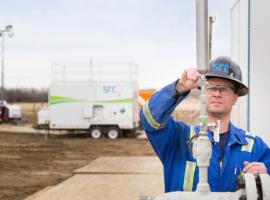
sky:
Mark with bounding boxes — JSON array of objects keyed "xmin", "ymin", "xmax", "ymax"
[{"xmin": 0, "ymin": 0, "xmax": 235, "ymax": 89}]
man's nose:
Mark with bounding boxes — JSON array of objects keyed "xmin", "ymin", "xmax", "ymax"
[{"xmin": 213, "ymin": 88, "xmax": 222, "ymax": 96}]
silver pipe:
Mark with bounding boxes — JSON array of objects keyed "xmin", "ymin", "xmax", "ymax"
[
  {"xmin": 196, "ymin": 0, "xmax": 209, "ymax": 74},
  {"xmin": 193, "ymin": 0, "xmax": 211, "ymax": 193}
]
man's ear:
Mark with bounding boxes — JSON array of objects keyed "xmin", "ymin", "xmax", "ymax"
[{"xmin": 233, "ymin": 95, "xmax": 238, "ymax": 105}]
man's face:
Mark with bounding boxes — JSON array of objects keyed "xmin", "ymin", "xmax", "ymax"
[{"xmin": 206, "ymin": 78, "xmax": 238, "ymax": 117}]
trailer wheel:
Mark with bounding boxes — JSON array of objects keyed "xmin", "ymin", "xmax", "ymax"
[
  {"xmin": 107, "ymin": 127, "xmax": 121, "ymax": 139},
  {"xmin": 89, "ymin": 127, "xmax": 102, "ymax": 139}
]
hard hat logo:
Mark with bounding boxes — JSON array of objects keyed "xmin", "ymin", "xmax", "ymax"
[
  {"xmin": 206, "ymin": 56, "xmax": 249, "ymax": 96},
  {"xmin": 211, "ymin": 63, "xmax": 230, "ymax": 74}
]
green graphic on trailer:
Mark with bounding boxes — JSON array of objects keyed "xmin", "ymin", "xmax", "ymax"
[{"xmin": 50, "ymin": 96, "xmax": 132, "ymax": 105}]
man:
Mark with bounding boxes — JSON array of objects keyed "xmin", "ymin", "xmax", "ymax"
[{"xmin": 140, "ymin": 56, "xmax": 270, "ymax": 192}]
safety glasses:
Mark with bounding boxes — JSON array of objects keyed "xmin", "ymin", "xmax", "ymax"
[{"xmin": 206, "ymin": 84, "xmax": 236, "ymax": 96}]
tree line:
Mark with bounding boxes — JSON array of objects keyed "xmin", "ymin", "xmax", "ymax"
[
  {"xmin": 3, "ymin": 88, "xmax": 48, "ymax": 103},
  {"xmin": 2, "ymin": 87, "xmax": 200, "ymax": 103}
]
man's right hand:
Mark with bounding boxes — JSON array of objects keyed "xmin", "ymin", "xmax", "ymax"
[{"xmin": 176, "ymin": 68, "xmax": 201, "ymax": 93}]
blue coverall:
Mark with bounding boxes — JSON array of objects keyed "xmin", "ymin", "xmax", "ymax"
[{"xmin": 140, "ymin": 81, "xmax": 270, "ymax": 192}]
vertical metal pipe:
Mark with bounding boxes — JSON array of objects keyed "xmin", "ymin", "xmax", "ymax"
[
  {"xmin": 247, "ymin": 0, "xmax": 251, "ymax": 132},
  {"xmin": 194, "ymin": 0, "xmax": 211, "ymax": 193},
  {"xmin": 196, "ymin": 0, "xmax": 209, "ymax": 74},
  {"xmin": 209, "ymin": 16, "xmax": 215, "ymax": 61},
  {"xmin": 1, "ymin": 34, "xmax": 4, "ymax": 104}
]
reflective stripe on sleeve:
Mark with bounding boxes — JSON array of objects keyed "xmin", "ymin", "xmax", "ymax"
[
  {"xmin": 142, "ymin": 100, "xmax": 164, "ymax": 130},
  {"xmin": 241, "ymin": 137, "xmax": 255, "ymax": 153},
  {"xmin": 183, "ymin": 161, "xmax": 196, "ymax": 191},
  {"xmin": 189, "ymin": 126, "xmax": 196, "ymax": 139},
  {"xmin": 245, "ymin": 131, "xmax": 256, "ymax": 138}
]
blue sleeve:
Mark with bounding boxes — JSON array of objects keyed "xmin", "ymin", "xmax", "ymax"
[
  {"xmin": 139, "ymin": 80, "xmax": 191, "ymax": 165},
  {"xmin": 253, "ymin": 136, "xmax": 270, "ymax": 174}
]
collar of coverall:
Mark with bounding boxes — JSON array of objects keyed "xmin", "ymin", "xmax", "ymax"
[{"xmin": 226, "ymin": 123, "xmax": 248, "ymax": 146}]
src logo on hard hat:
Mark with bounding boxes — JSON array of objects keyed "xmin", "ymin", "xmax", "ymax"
[{"xmin": 211, "ymin": 63, "xmax": 230, "ymax": 74}]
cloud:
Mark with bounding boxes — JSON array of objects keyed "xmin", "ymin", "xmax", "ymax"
[{"xmin": 1, "ymin": 0, "xmax": 231, "ymax": 89}]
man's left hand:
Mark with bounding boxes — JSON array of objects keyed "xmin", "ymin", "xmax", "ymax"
[{"xmin": 243, "ymin": 161, "xmax": 267, "ymax": 175}]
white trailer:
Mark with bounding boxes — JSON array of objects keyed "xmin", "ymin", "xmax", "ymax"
[
  {"xmin": 41, "ymin": 62, "xmax": 139, "ymax": 139},
  {"xmin": 0, "ymin": 101, "xmax": 21, "ymax": 124},
  {"xmin": 37, "ymin": 108, "xmax": 50, "ymax": 128},
  {"xmin": 49, "ymin": 81, "xmax": 139, "ymax": 138}
]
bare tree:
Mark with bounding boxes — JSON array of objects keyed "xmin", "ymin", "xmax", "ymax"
[{"xmin": 5, "ymin": 88, "xmax": 48, "ymax": 103}]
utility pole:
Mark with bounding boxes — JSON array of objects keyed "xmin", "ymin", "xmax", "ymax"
[{"xmin": 0, "ymin": 25, "xmax": 14, "ymax": 105}]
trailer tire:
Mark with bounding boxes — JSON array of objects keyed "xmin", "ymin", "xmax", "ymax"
[
  {"xmin": 89, "ymin": 127, "xmax": 102, "ymax": 139},
  {"xmin": 107, "ymin": 127, "xmax": 121, "ymax": 140}
]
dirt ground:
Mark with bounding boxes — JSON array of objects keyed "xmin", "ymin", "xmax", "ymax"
[
  {"xmin": 0, "ymin": 131, "xmax": 155, "ymax": 200},
  {"xmin": 0, "ymin": 100, "xmax": 198, "ymax": 200}
]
